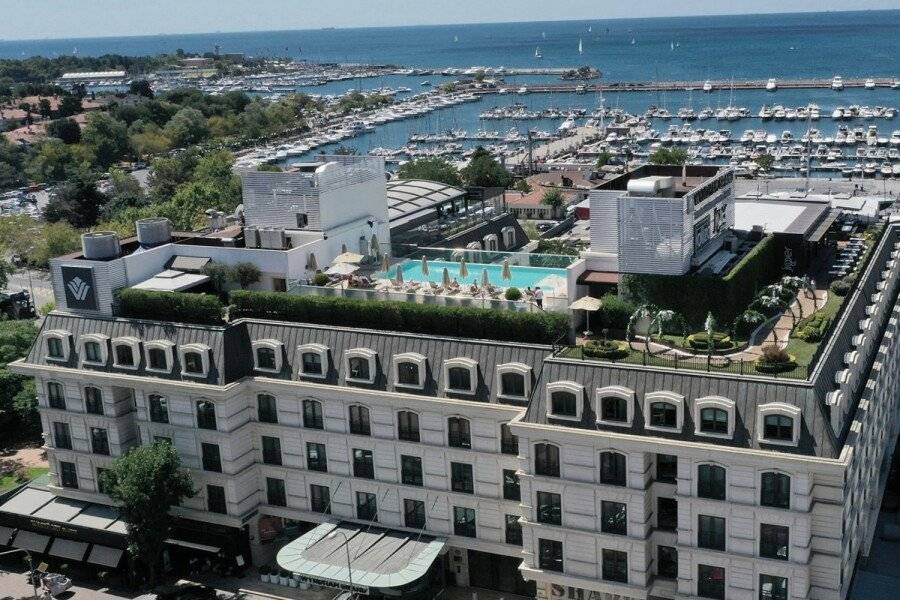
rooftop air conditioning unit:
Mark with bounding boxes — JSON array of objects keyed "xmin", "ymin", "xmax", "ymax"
[
  {"xmin": 244, "ymin": 227, "xmax": 260, "ymax": 248},
  {"xmin": 258, "ymin": 227, "xmax": 286, "ymax": 250}
]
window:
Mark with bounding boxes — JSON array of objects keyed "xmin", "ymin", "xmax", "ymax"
[
  {"xmin": 114, "ymin": 343, "xmax": 135, "ymax": 368},
  {"xmin": 601, "ymin": 396, "xmax": 628, "ymax": 423},
  {"xmin": 550, "ymin": 392, "xmax": 577, "ymax": 417},
  {"xmin": 149, "ymin": 394, "xmax": 169, "ymax": 423},
  {"xmin": 764, "ymin": 415, "xmax": 794, "ymax": 442},
  {"xmin": 645, "ymin": 392, "xmax": 684, "ymax": 431},
  {"xmin": 534, "ymin": 443, "xmax": 560, "ymax": 477},
  {"xmin": 503, "ymin": 470, "xmax": 521, "ymax": 501},
  {"xmin": 349, "ymin": 357, "xmax": 371, "ymax": 381},
  {"xmin": 296, "ymin": 342, "xmax": 331, "ymax": 378},
  {"xmin": 266, "ymin": 477, "xmax": 287, "ymax": 507},
  {"xmin": 602, "ymin": 549, "xmax": 628, "ymax": 584},
  {"xmin": 698, "ymin": 565, "xmax": 725, "ymax": 600},
  {"xmin": 600, "ymin": 451, "xmax": 627, "ymax": 486},
  {"xmin": 500, "ymin": 424, "xmax": 519, "ymax": 455},
  {"xmin": 650, "ymin": 402, "xmax": 677, "ymax": 428},
  {"xmin": 505, "ymin": 514, "xmax": 522, "ymax": 545},
  {"xmin": 201, "ymin": 443, "xmax": 222, "ymax": 472},
  {"xmin": 346, "ymin": 349, "xmax": 376, "ymax": 383},
  {"xmin": 310, "ymin": 484, "xmax": 331, "ymax": 514},
  {"xmin": 448, "ymin": 417, "xmax": 471, "ymax": 449},
  {"xmin": 90, "ymin": 427, "xmax": 110, "ymax": 455},
  {"xmin": 47, "ymin": 336, "xmax": 65, "ymax": 359},
  {"xmin": 757, "ymin": 403, "xmax": 800, "ymax": 446},
  {"xmin": 306, "ymin": 442, "xmax": 327, "ymax": 472},
  {"xmin": 256, "ymin": 347, "xmax": 277, "ymax": 371},
  {"xmin": 59, "ymin": 461, "xmax": 78, "ymax": 489},
  {"xmin": 397, "ymin": 411, "xmax": 420, "ymax": 442},
  {"xmin": 302, "ymin": 352, "xmax": 323, "ymax": 375},
  {"xmin": 303, "ymin": 399, "xmax": 323, "ymax": 429},
  {"xmin": 657, "ymin": 453, "xmax": 677, "ymax": 484},
  {"xmin": 84, "ymin": 387, "xmax": 103, "ymax": 415},
  {"xmin": 257, "ymin": 394, "xmax": 278, "ymax": 423},
  {"xmin": 48, "ymin": 382, "xmax": 66, "ymax": 410},
  {"xmin": 453, "ymin": 506, "xmax": 476, "ymax": 537},
  {"xmin": 53, "ymin": 422, "xmax": 72, "ymax": 450},
  {"xmin": 700, "ymin": 408, "xmax": 729, "ymax": 434},
  {"xmin": 207, "ymin": 485, "xmax": 227, "ymax": 514},
  {"xmin": 497, "ymin": 363, "xmax": 530, "ymax": 400},
  {"xmin": 761, "ymin": 472, "xmax": 791, "ymax": 509},
  {"xmin": 148, "ymin": 347, "xmax": 168, "ymax": 371},
  {"xmin": 657, "ymin": 497, "xmax": 678, "ymax": 531},
  {"xmin": 538, "ymin": 539, "xmax": 563, "ymax": 572},
  {"xmin": 262, "ymin": 436, "xmax": 282, "ymax": 465},
  {"xmin": 196, "ymin": 400, "xmax": 217, "ymax": 430},
  {"xmin": 401, "ymin": 455, "xmax": 423, "ymax": 486},
  {"xmin": 356, "ymin": 491, "xmax": 377, "ymax": 521},
  {"xmin": 698, "ymin": 464, "xmax": 726, "ymax": 500},
  {"xmin": 444, "ymin": 358, "xmax": 477, "ymax": 394},
  {"xmin": 601, "ymin": 500, "xmax": 627, "ymax": 535},
  {"xmin": 451, "ymin": 462, "xmax": 474, "ymax": 494},
  {"xmin": 537, "ymin": 492, "xmax": 562, "ymax": 525},
  {"xmin": 353, "ymin": 449, "xmax": 374, "ymax": 479},
  {"xmin": 183, "ymin": 352, "xmax": 204, "ymax": 375},
  {"xmin": 698, "ymin": 515, "xmax": 726, "ymax": 551},
  {"xmin": 84, "ymin": 341, "xmax": 103, "ymax": 364},
  {"xmin": 397, "ymin": 361, "xmax": 420, "ymax": 387},
  {"xmin": 658, "ymin": 546, "xmax": 678, "ymax": 579},
  {"xmin": 178, "ymin": 344, "xmax": 212, "ymax": 378},
  {"xmin": 349, "ymin": 405, "xmax": 371, "ymax": 436},
  {"xmin": 404, "ymin": 499, "xmax": 425, "ymax": 529},
  {"xmin": 759, "ymin": 574, "xmax": 788, "ymax": 600},
  {"xmin": 760, "ymin": 524, "xmax": 789, "ymax": 560}
]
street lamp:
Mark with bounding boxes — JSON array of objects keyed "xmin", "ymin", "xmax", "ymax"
[
  {"xmin": 0, "ymin": 545, "xmax": 39, "ymax": 599},
  {"xmin": 327, "ymin": 530, "xmax": 353, "ymax": 593}
]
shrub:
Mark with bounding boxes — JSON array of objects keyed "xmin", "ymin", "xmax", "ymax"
[
  {"xmin": 794, "ymin": 311, "xmax": 832, "ymax": 343},
  {"xmin": 230, "ymin": 290, "xmax": 568, "ymax": 344},
  {"xmin": 504, "ymin": 287, "xmax": 522, "ymax": 301},
  {"xmin": 596, "ymin": 293, "xmax": 636, "ymax": 330},
  {"xmin": 116, "ymin": 289, "xmax": 224, "ymax": 325},
  {"xmin": 582, "ymin": 340, "xmax": 629, "ymax": 360},
  {"xmin": 733, "ymin": 309, "xmax": 766, "ymax": 338},
  {"xmin": 686, "ymin": 331, "xmax": 733, "ymax": 350},
  {"xmin": 312, "ymin": 272, "xmax": 330, "ymax": 286},
  {"xmin": 830, "ymin": 277, "xmax": 852, "ymax": 297},
  {"xmin": 755, "ymin": 344, "xmax": 798, "ymax": 374},
  {"xmin": 760, "ymin": 344, "xmax": 791, "ymax": 363}
]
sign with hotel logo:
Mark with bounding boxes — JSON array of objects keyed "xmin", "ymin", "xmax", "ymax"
[{"xmin": 61, "ymin": 266, "xmax": 98, "ymax": 310}]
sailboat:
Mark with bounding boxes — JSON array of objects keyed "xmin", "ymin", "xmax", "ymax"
[
  {"xmin": 578, "ymin": 38, "xmax": 583, "ymax": 54},
  {"xmin": 630, "ymin": 37, "xmax": 636, "ymax": 45},
  {"xmin": 541, "ymin": 31, "xmax": 546, "ymax": 39},
  {"xmin": 534, "ymin": 46, "xmax": 542, "ymax": 59},
  {"xmin": 588, "ymin": 25, "xmax": 593, "ymax": 33},
  {"xmin": 454, "ymin": 35, "xmax": 459, "ymax": 43},
  {"xmin": 670, "ymin": 41, "xmax": 675, "ymax": 51}
]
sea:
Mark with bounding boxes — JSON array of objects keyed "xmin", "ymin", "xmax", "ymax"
[{"xmin": 3, "ymin": 10, "xmax": 900, "ymax": 162}]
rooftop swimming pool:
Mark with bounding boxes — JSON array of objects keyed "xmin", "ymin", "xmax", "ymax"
[{"xmin": 377, "ymin": 259, "xmax": 568, "ymax": 293}]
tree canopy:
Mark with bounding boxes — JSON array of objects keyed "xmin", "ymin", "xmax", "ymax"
[
  {"xmin": 0, "ymin": 320, "xmax": 39, "ymax": 441},
  {"xmin": 460, "ymin": 147, "xmax": 513, "ymax": 188},
  {"xmin": 648, "ymin": 147, "xmax": 688, "ymax": 166},
  {"xmin": 396, "ymin": 157, "xmax": 462, "ymax": 186}
]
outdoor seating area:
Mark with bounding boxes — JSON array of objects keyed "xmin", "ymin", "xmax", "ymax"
[{"xmin": 829, "ymin": 236, "xmax": 867, "ymax": 279}]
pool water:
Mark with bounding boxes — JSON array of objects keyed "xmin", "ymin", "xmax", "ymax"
[{"xmin": 378, "ymin": 260, "xmax": 568, "ymax": 292}]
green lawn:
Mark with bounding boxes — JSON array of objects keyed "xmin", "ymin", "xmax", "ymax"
[
  {"xmin": 0, "ymin": 467, "xmax": 49, "ymax": 492},
  {"xmin": 784, "ymin": 292, "xmax": 845, "ymax": 368}
]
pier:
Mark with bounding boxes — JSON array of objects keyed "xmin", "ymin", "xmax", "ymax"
[{"xmin": 478, "ymin": 77, "xmax": 900, "ymax": 94}]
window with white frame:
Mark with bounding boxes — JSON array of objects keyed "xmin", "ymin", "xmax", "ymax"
[
  {"xmin": 345, "ymin": 348, "xmax": 377, "ymax": 384},
  {"xmin": 44, "ymin": 330, "xmax": 72, "ymax": 361},
  {"xmin": 546, "ymin": 381, "xmax": 584, "ymax": 420},
  {"xmin": 144, "ymin": 340, "xmax": 175, "ymax": 373},
  {"xmin": 596, "ymin": 386, "xmax": 635, "ymax": 427},
  {"xmin": 757, "ymin": 403, "xmax": 801, "ymax": 446},
  {"xmin": 501, "ymin": 226, "xmax": 517, "ymax": 249},
  {"xmin": 694, "ymin": 396, "xmax": 736, "ymax": 438},
  {"xmin": 444, "ymin": 357, "xmax": 477, "ymax": 394},
  {"xmin": 483, "ymin": 233, "xmax": 499, "ymax": 251},
  {"xmin": 112, "ymin": 337, "xmax": 140, "ymax": 369},
  {"xmin": 78, "ymin": 334, "xmax": 109, "ymax": 366},
  {"xmin": 252, "ymin": 340, "xmax": 283, "ymax": 373},
  {"xmin": 179, "ymin": 343, "xmax": 211, "ymax": 377},
  {"xmin": 644, "ymin": 391, "xmax": 685, "ymax": 432},
  {"xmin": 496, "ymin": 363, "xmax": 531, "ymax": 401},
  {"xmin": 393, "ymin": 352, "xmax": 427, "ymax": 389},
  {"xmin": 297, "ymin": 343, "xmax": 329, "ymax": 378}
]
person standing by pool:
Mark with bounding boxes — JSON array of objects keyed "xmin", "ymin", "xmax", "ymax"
[{"xmin": 534, "ymin": 286, "xmax": 544, "ymax": 309}]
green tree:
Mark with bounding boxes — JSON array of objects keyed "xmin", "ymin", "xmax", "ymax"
[
  {"xmin": 0, "ymin": 320, "xmax": 40, "ymax": 441},
  {"xmin": 129, "ymin": 124, "xmax": 172, "ymax": 159},
  {"xmin": 147, "ymin": 150, "xmax": 199, "ymax": 203},
  {"xmin": 540, "ymin": 188, "xmax": 566, "ymax": 218},
  {"xmin": 231, "ymin": 261, "xmax": 261, "ymax": 289},
  {"xmin": 56, "ymin": 94, "xmax": 82, "ymax": 118},
  {"xmin": 100, "ymin": 442, "xmax": 195, "ymax": 584},
  {"xmin": 82, "ymin": 112, "xmax": 129, "ymax": 167},
  {"xmin": 45, "ymin": 118, "xmax": 81, "ymax": 144},
  {"xmin": 595, "ymin": 151, "xmax": 613, "ymax": 169},
  {"xmin": 256, "ymin": 163, "xmax": 282, "ymax": 172},
  {"xmin": 164, "ymin": 107, "xmax": 209, "ymax": 147},
  {"xmin": 648, "ymin": 147, "xmax": 688, "ymax": 166},
  {"xmin": 0, "ymin": 137, "xmax": 26, "ymax": 190},
  {"xmin": 103, "ymin": 168, "xmax": 147, "ymax": 218},
  {"xmin": 37, "ymin": 98, "xmax": 52, "ymax": 118},
  {"xmin": 128, "ymin": 79, "xmax": 154, "ymax": 98},
  {"xmin": 513, "ymin": 179, "xmax": 532, "ymax": 193},
  {"xmin": 27, "ymin": 139, "xmax": 94, "ymax": 182},
  {"xmin": 44, "ymin": 168, "xmax": 108, "ymax": 228},
  {"xmin": 755, "ymin": 153, "xmax": 776, "ymax": 172},
  {"xmin": 396, "ymin": 157, "xmax": 462, "ymax": 186},
  {"xmin": 201, "ymin": 262, "xmax": 231, "ymax": 299},
  {"xmin": 460, "ymin": 147, "xmax": 513, "ymax": 188}
]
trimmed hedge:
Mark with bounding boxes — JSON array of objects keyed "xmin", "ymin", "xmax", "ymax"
[
  {"xmin": 116, "ymin": 288, "xmax": 225, "ymax": 325},
  {"xmin": 230, "ymin": 290, "xmax": 568, "ymax": 344},
  {"xmin": 794, "ymin": 311, "xmax": 831, "ymax": 343},
  {"xmin": 583, "ymin": 340, "xmax": 629, "ymax": 360},
  {"xmin": 685, "ymin": 332, "xmax": 734, "ymax": 351}
]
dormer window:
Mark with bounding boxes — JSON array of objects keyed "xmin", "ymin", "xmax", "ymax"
[
  {"xmin": 297, "ymin": 343, "xmax": 329, "ymax": 378},
  {"xmin": 757, "ymin": 403, "xmax": 801, "ymax": 447},
  {"xmin": 112, "ymin": 337, "xmax": 140, "ymax": 369},
  {"xmin": 252, "ymin": 340, "xmax": 283, "ymax": 373},
  {"xmin": 144, "ymin": 341, "xmax": 175, "ymax": 374},
  {"xmin": 497, "ymin": 363, "xmax": 531, "ymax": 401},
  {"xmin": 444, "ymin": 358, "xmax": 477, "ymax": 394},
  {"xmin": 179, "ymin": 343, "xmax": 211, "ymax": 377},
  {"xmin": 694, "ymin": 396, "xmax": 735, "ymax": 439},
  {"xmin": 345, "ymin": 348, "xmax": 377, "ymax": 384},
  {"xmin": 644, "ymin": 391, "xmax": 685, "ymax": 432},
  {"xmin": 596, "ymin": 386, "xmax": 635, "ymax": 427},
  {"xmin": 44, "ymin": 331, "xmax": 71, "ymax": 361},
  {"xmin": 546, "ymin": 381, "xmax": 583, "ymax": 420},
  {"xmin": 79, "ymin": 334, "xmax": 109, "ymax": 366},
  {"xmin": 393, "ymin": 352, "xmax": 426, "ymax": 389}
]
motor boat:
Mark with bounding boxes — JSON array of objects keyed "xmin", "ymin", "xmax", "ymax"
[
  {"xmin": 703, "ymin": 80, "xmax": 713, "ymax": 93},
  {"xmin": 766, "ymin": 78, "xmax": 777, "ymax": 91},
  {"xmin": 865, "ymin": 78, "xmax": 876, "ymax": 90},
  {"xmin": 832, "ymin": 76, "xmax": 844, "ymax": 91}
]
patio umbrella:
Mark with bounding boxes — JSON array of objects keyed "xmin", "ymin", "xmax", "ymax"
[
  {"xmin": 306, "ymin": 253, "xmax": 318, "ymax": 271},
  {"xmin": 370, "ymin": 233, "xmax": 380, "ymax": 257},
  {"xmin": 421, "ymin": 255, "xmax": 429, "ymax": 276},
  {"xmin": 381, "ymin": 254, "xmax": 390, "ymax": 273},
  {"xmin": 501, "ymin": 258, "xmax": 512, "ymax": 282},
  {"xmin": 333, "ymin": 252, "xmax": 365, "ymax": 264},
  {"xmin": 569, "ymin": 296, "xmax": 603, "ymax": 337},
  {"xmin": 341, "ymin": 243, "xmax": 348, "ymax": 254},
  {"xmin": 395, "ymin": 266, "xmax": 404, "ymax": 284},
  {"xmin": 442, "ymin": 267, "xmax": 451, "ymax": 288},
  {"xmin": 481, "ymin": 268, "xmax": 490, "ymax": 287},
  {"xmin": 459, "ymin": 257, "xmax": 469, "ymax": 279},
  {"xmin": 326, "ymin": 262, "xmax": 357, "ymax": 276}
]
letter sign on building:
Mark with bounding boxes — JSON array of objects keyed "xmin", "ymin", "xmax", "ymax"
[{"xmin": 61, "ymin": 266, "xmax": 98, "ymax": 310}]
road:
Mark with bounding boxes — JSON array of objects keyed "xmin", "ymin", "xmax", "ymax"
[{"xmin": 6, "ymin": 269, "xmax": 54, "ymax": 312}]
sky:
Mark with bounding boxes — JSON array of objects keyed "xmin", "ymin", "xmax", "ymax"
[{"xmin": 2, "ymin": 0, "xmax": 898, "ymax": 40}]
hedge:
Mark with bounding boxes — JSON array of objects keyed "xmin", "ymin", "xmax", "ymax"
[
  {"xmin": 230, "ymin": 290, "xmax": 568, "ymax": 344},
  {"xmin": 116, "ymin": 288, "xmax": 224, "ymax": 325},
  {"xmin": 621, "ymin": 235, "xmax": 784, "ymax": 327}
]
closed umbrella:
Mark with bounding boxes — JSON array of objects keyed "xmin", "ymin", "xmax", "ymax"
[
  {"xmin": 307, "ymin": 253, "xmax": 318, "ymax": 271},
  {"xmin": 501, "ymin": 258, "xmax": 512, "ymax": 282},
  {"xmin": 341, "ymin": 243, "xmax": 348, "ymax": 254},
  {"xmin": 481, "ymin": 268, "xmax": 490, "ymax": 287},
  {"xmin": 370, "ymin": 234, "xmax": 380, "ymax": 257},
  {"xmin": 442, "ymin": 267, "xmax": 451, "ymax": 287},
  {"xmin": 421, "ymin": 255, "xmax": 429, "ymax": 276},
  {"xmin": 459, "ymin": 257, "xmax": 469, "ymax": 279},
  {"xmin": 381, "ymin": 254, "xmax": 390, "ymax": 274},
  {"xmin": 395, "ymin": 266, "xmax": 404, "ymax": 284}
]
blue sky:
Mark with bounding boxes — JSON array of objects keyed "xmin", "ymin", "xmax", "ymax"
[{"xmin": 3, "ymin": 0, "xmax": 897, "ymax": 40}]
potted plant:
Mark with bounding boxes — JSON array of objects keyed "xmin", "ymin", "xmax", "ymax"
[
  {"xmin": 279, "ymin": 569, "xmax": 291, "ymax": 586},
  {"xmin": 288, "ymin": 573, "xmax": 298, "ymax": 588},
  {"xmin": 259, "ymin": 565, "xmax": 270, "ymax": 583}
]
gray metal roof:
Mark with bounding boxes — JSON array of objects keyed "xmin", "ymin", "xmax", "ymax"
[{"xmin": 387, "ymin": 179, "xmax": 467, "ymax": 228}]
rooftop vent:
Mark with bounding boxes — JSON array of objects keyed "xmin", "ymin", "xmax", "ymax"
[
  {"xmin": 135, "ymin": 217, "xmax": 172, "ymax": 248},
  {"xmin": 627, "ymin": 176, "xmax": 674, "ymax": 197},
  {"xmin": 81, "ymin": 232, "xmax": 120, "ymax": 260}
]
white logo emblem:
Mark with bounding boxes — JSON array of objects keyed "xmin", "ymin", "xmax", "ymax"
[{"xmin": 67, "ymin": 276, "xmax": 91, "ymax": 301}]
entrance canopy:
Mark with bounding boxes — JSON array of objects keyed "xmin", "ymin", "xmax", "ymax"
[{"xmin": 276, "ymin": 522, "xmax": 445, "ymax": 593}]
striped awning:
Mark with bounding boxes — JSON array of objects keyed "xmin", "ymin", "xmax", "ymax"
[{"xmin": 49, "ymin": 538, "xmax": 89, "ymax": 561}]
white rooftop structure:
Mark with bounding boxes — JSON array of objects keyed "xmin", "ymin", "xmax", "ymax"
[{"xmin": 60, "ymin": 71, "xmax": 127, "ymax": 80}]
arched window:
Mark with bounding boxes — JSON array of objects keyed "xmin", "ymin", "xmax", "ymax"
[
  {"xmin": 183, "ymin": 351, "xmax": 204, "ymax": 375},
  {"xmin": 600, "ymin": 452, "xmax": 626, "ymax": 486},
  {"xmin": 394, "ymin": 353, "xmax": 427, "ymax": 389},
  {"xmin": 148, "ymin": 347, "xmax": 168, "ymax": 371},
  {"xmin": 84, "ymin": 341, "xmax": 103, "ymax": 364},
  {"xmin": 447, "ymin": 367, "xmax": 471, "ymax": 391},
  {"xmin": 115, "ymin": 343, "xmax": 135, "ymax": 367},
  {"xmin": 256, "ymin": 347, "xmax": 276, "ymax": 370},
  {"xmin": 698, "ymin": 464, "xmax": 726, "ymax": 500},
  {"xmin": 448, "ymin": 416, "xmax": 470, "ymax": 448},
  {"xmin": 700, "ymin": 407, "xmax": 729, "ymax": 434},
  {"xmin": 601, "ymin": 397, "xmax": 628, "ymax": 423},
  {"xmin": 47, "ymin": 382, "xmax": 65, "ymax": 409},
  {"xmin": 501, "ymin": 372, "xmax": 525, "ymax": 398},
  {"xmin": 757, "ymin": 403, "xmax": 801, "ymax": 446},
  {"xmin": 349, "ymin": 357, "xmax": 371, "ymax": 381},
  {"xmin": 349, "ymin": 405, "xmax": 371, "ymax": 436},
  {"xmin": 302, "ymin": 351, "xmax": 322, "ymax": 374},
  {"xmin": 551, "ymin": 391, "xmax": 577, "ymax": 417},
  {"xmin": 298, "ymin": 343, "xmax": 329, "ymax": 378},
  {"xmin": 649, "ymin": 402, "xmax": 678, "ymax": 428},
  {"xmin": 397, "ymin": 362, "xmax": 420, "ymax": 386},
  {"xmin": 257, "ymin": 393, "xmax": 278, "ymax": 424},
  {"xmin": 302, "ymin": 399, "xmax": 323, "ymax": 429},
  {"xmin": 84, "ymin": 386, "xmax": 103, "ymax": 415},
  {"xmin": 397, "ymin": 411, "xmax": 420, "ymax": 442},
  {"xmin": 761, "ymin": 472, "xmax": 791, "ymax": 509},
  {"xmin": 148, "ymin": 394, "xmax": 168, "ymax": 423},
  {"xmin": 534, "ymin": 443, "xmax": 560, "ymax": 477},
  {"xmin": 763, "ymin": 415, "xmax": 794, "ymax": 441}
]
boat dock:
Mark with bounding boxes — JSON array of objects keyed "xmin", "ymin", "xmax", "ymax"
[{"xmin": 480, "ymin": 77, "xmax": 900, "ymax": 94}]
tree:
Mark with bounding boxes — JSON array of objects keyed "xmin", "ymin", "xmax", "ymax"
[
  {"xmin": 37, "ymin": 98, "xmax": 52, "ymax": 119},
  {"xmin": 201, "ymin": 262, "xmax": 231, "ymax": 299},
  {"xmin": 648, "ymin": 147, "xmax": 688, "ymax": 166},
  {"xmin": 100, "ymin": 442, "xmax": 195, "ymax": 584},
  {"xmin": 755, "ymin": 153, "xmax": 776, "ymax": 172},
  {"xmin": 45, "ymin": 118, "xmax": 81, "ymax": 144},
  {"xmin": 460, "ymin": 147, "xmax": 513, "ymax": 188},
  {"xmin": 82, "ymin": 112, "xmax": 129, "ymax": 167},
  {"xmin": 129, "ymin": 124, "xmax": 172, "ymax": 159},
  {"xmin": 147, "ymin": 150, "xmax": 199, "ymax": 202},
  {"xmin": 595, "ymin": 151, "xmax": 613, "ymax": 169},
  {"xmin": 103, "ymin": 168, "xmax": 147, "ymax": 218},
  {"xmin": 540, "ymin": 189, "xmax": 565, "ymax": 218},
  {"xmin": 56, "ymin": 94, "xmax": 82, "ymax": 118},
  {"xmin": 44, "ymin": 168, "xmax": 108, "ymax": 228},
  {"xmin": 0, "ymin": 320, "xmax": 39, "ymax": 441},
  {"xmin": 27, "ymin": 139, "xmax": 94, "ymax": 183},
  {"xmin": 231, "ymin": 262, "xmax": 261, "ymax": 289},
  {"xmin": 513, "ymin": 179, "xmax": 532, "ymax": 193},
  {"xmin": 396, "ymin": 157, "xmax": 462, "ymax": 186},
  {"xmin": 128, "ymin": 79, "xmax": 154, "ymax": 98},
  {"xmin": 256, "ymin": 163, "xmax": 282, "ymax": 172},
  {"xmin": 164, "ymin": 107, "xmax": 209, "ymax": 147},
  {"xmin": 0, "ymin": 137, "xmax": 26, "ymax": 190}
]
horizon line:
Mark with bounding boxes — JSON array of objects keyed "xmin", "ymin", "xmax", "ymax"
[{"xmin": 1, "ymin": 7, "xmax": 896, "ymax": 44}]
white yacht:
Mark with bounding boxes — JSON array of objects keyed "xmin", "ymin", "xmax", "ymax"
[
  {"xmin": 702, "ymin": 80, "xmax": 713, "ymax": 93},
  {"xmin": 832, "ymin": 76, "xmax": 844, "ymax": 90},
  {"xmin": 832, "ymin": 107, "xmax": 845, "ymax": 120},
  {"xmin": 766, "ymin": 78, "xmax": 778, "ymax": 91},
  {"xmin": 890, "ymin": 131, "xmax": 900, "ymax": 147},
  {"xmin": 865, "ymin": 78, "xmax": 876, "ymax": 90},
  {"xmin": 758, "ymin": 105, "xmax": 774, "ymax": 120}
]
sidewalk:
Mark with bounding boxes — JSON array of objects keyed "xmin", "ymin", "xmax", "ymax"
[{"xmin": 0, "ymin": 569, "xmax": 154, "ymax": 600}]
